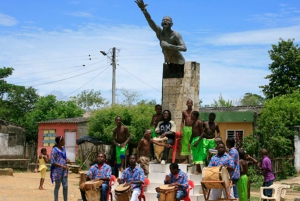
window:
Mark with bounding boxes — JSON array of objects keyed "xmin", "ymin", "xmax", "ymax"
[
  {"xmin": 8, "ymin": 133, "xmax": 16, "ymax": 146},
  {"xmin": 226, "ymin": 130, "xmax": 244, "ymax": 145},
  {"xmin": 43, "ymin": 130, "xmax": 56, "ymax": 147}
]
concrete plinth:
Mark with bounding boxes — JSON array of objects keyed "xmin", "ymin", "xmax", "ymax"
[{"xmin": 162, "ymin": 61, "xmax": 200, "ymax": 131}]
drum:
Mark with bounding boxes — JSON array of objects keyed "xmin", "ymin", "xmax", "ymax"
[
  {"xmin": 114, "ymin": 183, "xmax": 131, "ymax": 201},
  {"xmin": 79, "ymin": 171, "xmax": 88, "ymax": 186},
  {"xmin": 202, "ymin": 166, "xmax": 230, "ymax": 188},
  {"xmin": 157, "ymin": 185, "xmax": 176, "ymax": 201},
  {"xmin": 80, "ymin": 180, "xmax": 103, "ymax": 201},
  {"xmin": 153, "ymin": 137, "xmax": 168, "ymax": 162}
]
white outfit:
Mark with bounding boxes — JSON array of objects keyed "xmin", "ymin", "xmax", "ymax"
[
  {"xmin": 115, "ymin": 188, "xmax": 141, "ymax": 201},
  {"xmin": 210, "ymin": 187, "xmax": 234, "ymax": 200}
]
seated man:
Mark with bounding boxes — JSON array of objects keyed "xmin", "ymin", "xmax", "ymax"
[
  {"xmin": 157, "ymin": 163, "xmax": 188, "ymax": 201},
  {"xmin": 155, "ymin": 110, "xmax": 176, "ymax": 164},
  {"xmin": 117, "ymin": 155, "xmax": 145, "ymax": 201},
  {"xmin": 80, "ymin": 153, "xmax": 111, "ymax": 201}
]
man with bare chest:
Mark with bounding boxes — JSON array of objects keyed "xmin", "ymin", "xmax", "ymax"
[
  {"xmin": 137, "ymin": 129, "xmax": 171, "ymax": 176},
  {"xmin": 113, "ymin": 116, "xmax": 131, "ymax": 172},
  {"xmin": 180, "ymin": 99, "xmax": 193, "ymax": 164},
  {"xmin": 188, "ymin": 111, "xmax": 203, "ymax": 174},
  {"xmin": 202, "ymin": 113, "xmax": 220, "ymax": 165}
]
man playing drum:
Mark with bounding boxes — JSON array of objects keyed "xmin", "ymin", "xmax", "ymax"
[
  {"xmin": 150, "ymin": 104, "xmax": 163, "ymax": 163},
  {"xmin": 208, "ymin": 142, "xmax": 234, "ymax": 200},
  {"xmin": 155, "ymin": 110, "xmax": 176, "ymax": 165},
  {"xmin": 136, "ymin": 129, "xmax": 171, "ymax": 177},
  {"xmin": 80, "ymin": 153, "xmax": 111, "ymax": 201},
  {"xmin": 117, "ymin": 155, "xmax": 145, "ymax": 201},
  {"xmin": 157, "ymin": 163, "xmax": 189, "ymax": 201},
  {"xmin": 113, "ymin": 116, "xmax": 131, "ymax": 172}
]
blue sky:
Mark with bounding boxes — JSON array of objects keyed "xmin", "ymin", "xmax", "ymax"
[{"xmin": 1, "ymin": 0, "xmax": 300, "ymax": 106}]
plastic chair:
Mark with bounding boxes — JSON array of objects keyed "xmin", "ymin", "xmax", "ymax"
[
  {"xmin": 171, "ymin": 132, "xmax": 182, "ymax": 163},
  {"xmin": 181, "ymin": 180, "xmax": 195, "ymax": 201},
  {"xmin": 106, "ymin": 175, "xmax": 117, "ymax": 201},
  {"xmin": 138, "ymin": 178, "xmax": 150, "ymax": 201},
  {"xmin": 259, "ymin": 184, "xmax": 290, "ymax": 201}
]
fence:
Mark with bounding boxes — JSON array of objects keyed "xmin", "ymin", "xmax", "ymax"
[{"xmin": 272, "ymin": 157, "xmax": 294, "ymax": 176}]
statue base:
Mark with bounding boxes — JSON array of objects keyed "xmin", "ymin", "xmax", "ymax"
[{"xmin": 163, "ymin": 63, "xmax": 184, "ymax": 78}]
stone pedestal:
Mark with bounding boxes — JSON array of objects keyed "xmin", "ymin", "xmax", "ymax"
[{"xmin": 162, "ymin": 61, "xmax": 200, "ymax": 131}]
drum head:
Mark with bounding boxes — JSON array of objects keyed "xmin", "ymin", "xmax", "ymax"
[
  {"xmin": 159, "ymin": 185, "xmax": 175, "ymax": 190},
  {"xmin": 115, "ymin": 183, "xmax": 131, "ymax": 192},
  {"xmin": 220, "ymin": 166, "xmax": 230, "ymax": 187}
]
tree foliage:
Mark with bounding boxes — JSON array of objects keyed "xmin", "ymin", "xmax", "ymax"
[
  {"xmin": 70, "ymin": 89, "xmax": 108, "ymax": 111},
  {"xmin": 25, "ymin": 95, "xmax": 84, "ymax": 143},
  {"xmin": 239, "ymin": 93, "xmax": 264, "ymax": 106},
  {"xmin": 210, "ymin": 94, "xmax": 233, "ymax": 107},
  {"xmin": 119, "ymin": 88, "xmax": 141, "ymax": 106},
  {"xmin": 88, "ymin": 104, "xmax": 153, "ymax": 145},
  {"xmin": 0, "ymin": 67, "xmax": 14, "ymax": 97},
  {"xmin": 244, "ymin": 90, "xmax": 300, "ymax": 158},
  {"xmin": 260, "ymin": 38, "xmax": 300, "ymax": 99}
]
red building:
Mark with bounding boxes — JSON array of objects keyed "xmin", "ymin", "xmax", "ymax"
[{"xmin": 37, "ymin": 117, "xmax": 88, "ymax": 162}]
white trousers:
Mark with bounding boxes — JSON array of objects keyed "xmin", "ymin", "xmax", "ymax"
[
  {"xmin": 115, "ymin": 188, "xmax": 141, "ymax": 201},
  {"xmin": 210, "ymin": 187, "xmax": 234, "ymax": 200}
]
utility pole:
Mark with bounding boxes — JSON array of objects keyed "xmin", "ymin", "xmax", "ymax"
[
  {"xmin": 112, "ymin": 47, "xmax": 116, "ymax": 105},
  {"xmin": 100, "ymin": 47, "xmax": 117, "ymax": 105}
]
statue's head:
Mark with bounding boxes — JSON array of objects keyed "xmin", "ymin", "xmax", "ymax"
[{"xmin": 161, "ymin": 16, "xmax": 173, "ymax": 28}]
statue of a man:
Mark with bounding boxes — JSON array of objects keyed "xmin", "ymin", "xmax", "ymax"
[{"xmin": 135, "ymin": 0, "xmax": 187, "ymax": 65}]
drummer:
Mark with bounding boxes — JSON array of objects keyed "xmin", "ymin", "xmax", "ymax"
[
  {"xmin": 208, "ymin": 142, "xmax": 234, "ymax": 200},
  {"xmin": 155, "ymin": 110, "xmax": 176, "ymax": 165},
  {"xmin": 80, "ymin": 153, "xmax": 112, "ymax": 201},
  {"xmin": 117, "ymin": 155, "xmax": 145, "ymax": 201},
  {"xmin": 157, "ymin": 162, "xmax": 189, "ymax": 201},
  {"xmin": 136, "ymin": 129, "xmax": 171, "ymax": 177}
]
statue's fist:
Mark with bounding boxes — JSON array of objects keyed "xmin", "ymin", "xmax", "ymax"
[{"xmin": 135, "ymin": 0, "xmax": 148, "ymax": 10}]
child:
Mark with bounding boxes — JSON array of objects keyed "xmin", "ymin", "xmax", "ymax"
[
  {"xmin": 188, "ymin": 111, "xmax": 203, "ymax": 174},
  {"xmin": 136, "ymin": 129, "xmax": 171, "ymax": 177},
  {"xmin": 35, "ymin": 148, "xmax": 49, "ymax": 190}
]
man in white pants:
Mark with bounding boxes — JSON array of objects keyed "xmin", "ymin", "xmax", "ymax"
[
  {"xmin": 116, "ymin": 155, "xmax": 145, "ymax": 201},
  {"xmin": 208, "ymin": 142, "xmax": 235, "ymax": 199}
]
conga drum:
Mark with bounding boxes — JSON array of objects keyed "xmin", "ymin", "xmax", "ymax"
[
  {"xmin": 114, "ymin": 183, "xmax": 131, "ymax": 201},
  {"xmin": 79, "ymin": 171, "xmax": 88, "ymax": 186},
  {"xmin": 157, "ymin": 185, "xmax": 176, "ymax": 201},
  {"xmin": 80, "ymin": 180, "xmax": 103, "ymax": 201},
  {"xmin": 153, "ymin": 137, "xmax": 168, "ymax": 162},
  {"xmin": 202, "ymin": 166, "xmax": 230, "ymax": 188}
]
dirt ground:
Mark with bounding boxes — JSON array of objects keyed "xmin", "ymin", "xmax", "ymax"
[{"xmin": 1, "ymin": 171, "xmax": 300, "ymax": 201}]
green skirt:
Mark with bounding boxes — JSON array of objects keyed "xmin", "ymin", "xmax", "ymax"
[
  {"xmin": 116, "ymin": 144, "xmax": 128, "ymax": 166},
  {"xmin": 181, "ymin": 126, "xmax": 192, "ymax": 156},
  {"xmin": 237, "ymin": 174, "xmax": 248, "ymax": 201},
  {"xmin": 191, "ymin": 136, "xmax": 202, "ymax": 164}
]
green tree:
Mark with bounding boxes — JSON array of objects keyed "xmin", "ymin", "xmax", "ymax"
[
  {"xmin": 25, "ymin": 95, "xmax": 84, "ymax": 143},
  {"xmin": 245, "ymin": 90, "xmax": 300, "ymax": 158},
  {"xmin": 260, "ymin": 38, "xmax": 300, "ymax": 99},
  {"xmin": 211, "ymin": 93, "xmax": 233, "ymax": 107},
  {"xmin": 88, "ymin": 104, "xmax": 153, "ymax": 145},
  {"xmin": 70, "ymin": 89, "xmax": 108, "ymax": 111},
  {"xmin": 119, "ymin": 88, "xmax": 141, "ymax": 106},
  {"xmin": 239, "ymin": 93, "xmax": 264, "ymax": 106},
  {"xmin": 137, "ymin": 99, "xmax": 156, "ymax": 106},
  {"xmin": 0, "ymin": 67, "xmax": 14, "ymax": 97}
]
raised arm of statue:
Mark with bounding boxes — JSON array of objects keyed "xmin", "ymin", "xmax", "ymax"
[{"xmin": 135, "ymin": 0, "xmax": 161, "ymax": 35}]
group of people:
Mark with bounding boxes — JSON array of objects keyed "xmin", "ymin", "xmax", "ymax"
[{"xmin": 34, "ymin": 99, "xmax": 275, "ymax": 201}]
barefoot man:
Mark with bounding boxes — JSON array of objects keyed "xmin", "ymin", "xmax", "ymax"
[
  {"xmin": 113, "ymin": 116, "xmax": 131, "ymax": 172},
  {"xmin": 149, "ymin": 104, "xmax": 163, "ymax": 163},
  {"xmin": 180, "ymin": 99, "xmax": 193, "ymax": 164},
  {"xmin": 136, "ymin": 129, "xmax": 171, "ymax": 177},
  {"xmin": 188, "ymin": 111, "xmax": 203, "ymax": 174}
]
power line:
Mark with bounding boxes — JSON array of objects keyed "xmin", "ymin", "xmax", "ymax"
[
  {"xmin": 118, "ymin": 65, "xmax": 161, "ymax": 93},
  {"xmin": 59, "ymin": 65, "xmax": 111, "ymax": 100}
]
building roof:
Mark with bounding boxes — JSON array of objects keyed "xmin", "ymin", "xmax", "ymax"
[
  {"xmin": 199, "ymin": 105, "xmax": 263, "ymax": 113},
  {"xmin": 38, "ymin": 117, "xmax": 88, "ymax": 124}
]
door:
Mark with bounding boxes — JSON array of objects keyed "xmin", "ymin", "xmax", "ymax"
[{"xmin": 65, "ymin": 131, "xmax": 76, "ymax": 162}]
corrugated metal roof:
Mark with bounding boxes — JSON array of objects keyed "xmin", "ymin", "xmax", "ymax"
[
  {"xmin": 38, "ymin": 117, "xmax": 88, "ymax": 124},
  {"xmin": 199, "ymin": 106, "xmax": 263, "ymax": 113}
]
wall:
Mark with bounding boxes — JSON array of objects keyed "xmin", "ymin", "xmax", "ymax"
[
  {"xmin": 38, "ymin": 123, "xmax": 78, "ymax": 158},
  {"xmin": 77, "ymin": 122, "xmax": 88, "ymax": 138},
  {"xmin": 0, "ymin": 133, "xmax": 25, "ymax": 158},
  {"xmin": 162, "ymin": 61, "xmax": 200, "ymax": 131},
  {"xmin": 218, "ymin": 122, "xmax": 253, "ymax": 141}
]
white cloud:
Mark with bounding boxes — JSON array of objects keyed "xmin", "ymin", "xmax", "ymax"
[
  {"xmin": 66, "ymin": 12, "xmax": 93, "ymax": 18},
  {"xmin": 0, "ymin": 13, "xmax": 17, "ymax": 26}
]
